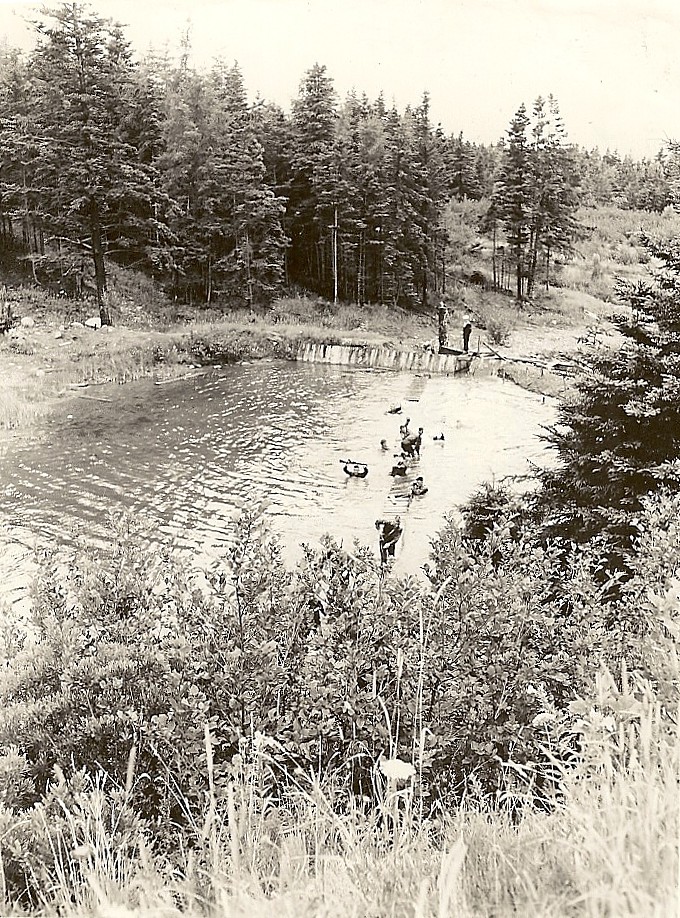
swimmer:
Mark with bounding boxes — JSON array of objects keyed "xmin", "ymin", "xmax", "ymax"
[{"xmin": 390, "ymin": 456, "xmax": 408, "ymax": 477}]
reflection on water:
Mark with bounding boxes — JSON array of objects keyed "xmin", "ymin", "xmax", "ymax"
[{"xmin": 0, "ymin": 360, "xmax": 556, "ymax": 607}]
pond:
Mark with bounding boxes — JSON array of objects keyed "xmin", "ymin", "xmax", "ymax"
[{"xmin": 0, "ymin": 359, "xmax": 556, "ymax": 608}]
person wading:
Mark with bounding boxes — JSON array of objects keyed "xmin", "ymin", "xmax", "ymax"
[{"xmin": 375, "ymin": 516, "xmax": 402, "ymax": 563}]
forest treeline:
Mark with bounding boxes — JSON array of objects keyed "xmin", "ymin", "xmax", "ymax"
[{"xmin": 0, "ymin": 3, "xmax": 678, "ymax": 321}]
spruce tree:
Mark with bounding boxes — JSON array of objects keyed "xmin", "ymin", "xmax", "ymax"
[
  {"xmin": 0, "ymin": 46, "xmax": 41, "ymax": 276},
  {"xmin": 26, "ymin": 3, "xmax": 164, "ymax": 324},
  {"xmin": 491, "ymin": 104, "xmax": 532, "ymax": 300},
  {"xmin": 539, "ymin": 236, "xmax": 680, "ymax": 571},
  {"xmin": 157, "ymin": 59, "xmax": 285, "ymax": 304},
  {"xmin": 287, "ymin": 63, "xmax": 340, "ymax": 296},
  {"xmin": 490, "ymin": 98, "xmax": 579, "ymax": 300},
  {"xmin": 209, "ymin": 61, "xmax": 286, "ymax": 303}
]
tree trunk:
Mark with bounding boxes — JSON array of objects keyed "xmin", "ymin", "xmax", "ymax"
[{"xmin": 90, "ymin": 202, "xmax": 111, "ymax": 325}]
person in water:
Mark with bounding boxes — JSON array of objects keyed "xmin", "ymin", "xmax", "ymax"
[
  {"xmin": 433, "ymin": 433, "xmax": 445, "ymax": 441},
  {"xmin": 410, "ymin": 476, "xmax": 428, "ymax": 497},
  {"xmin": 342, "ymin": 460, "xmax": 368, "ymax": 478},
  {"xmin": 375, "ymin": 516, "xmax": 402, "ymax": 563},
  {"xmin": 401, "ymin": 428, "xmax": 420, "ymax": 458},
  {"xmin": 413, "ymin": 427, "xmax": 424, "ymax": 458},
  {"xmin": 390, "ymin": 455, "xmax": 408, "ymax": 476},
  {"xmin": 398, "ymin": 418, "xmax": 411, "ymax": 439},
  {"xmin": 380, "ymin": 439, "xmax": 390, "ymax": 451}
]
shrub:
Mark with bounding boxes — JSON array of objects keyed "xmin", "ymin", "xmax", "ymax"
[
  {"xmin": 4, "ymin": 493, "xmax": 667, "ymax": 839},
  {"xmin": 0, "ymin": 767, "xmax": 144, "ymax": 909},
  {"xmin": 486, "ymin": 316, "xmax": 511, "ymax": 346}
]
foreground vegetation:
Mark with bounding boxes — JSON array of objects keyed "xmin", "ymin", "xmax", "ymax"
[{"xmin": 0, "ymin": 487, "xmax": 678, "ymax": 916}]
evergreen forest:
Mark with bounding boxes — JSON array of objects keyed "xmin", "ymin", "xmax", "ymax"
[{"xmin": 0, "ymin": 3, "xmax": 677, "ymax": 324}]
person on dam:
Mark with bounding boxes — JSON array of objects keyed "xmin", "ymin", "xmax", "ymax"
[
  {"xmin": 437, "ymin": 301, "xmax": 449, "ymax": 350},
  {"xmin": 375, "ymin": 516, "xmax": 402, "ymax": 564},
  {"xmin": 463, "ymin": 316, "xmax": 473, "ymax": 353}
]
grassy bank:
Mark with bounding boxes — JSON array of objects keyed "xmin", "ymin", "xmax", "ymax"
[
  {"xmin": 3, "ymin": 680, "xmax": 676, "ymax": 918},
  {"xmin": 0, "ymin": 282, "xmax": 609, "ymax": 437}
]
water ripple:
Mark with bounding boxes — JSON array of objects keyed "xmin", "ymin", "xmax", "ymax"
[{"xmin": 0, "ymin": 361, "xmax": 556, "ymax": 611}]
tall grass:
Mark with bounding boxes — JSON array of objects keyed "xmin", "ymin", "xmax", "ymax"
[{"xmin": 5, "ymin": 673, "xmax": 676, "ymax": 918}]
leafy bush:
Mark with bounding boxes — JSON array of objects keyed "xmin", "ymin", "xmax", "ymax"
[
  {"xmin": 7, "ymin": 487, "xmax": 677, "ymax": 829},
  {"xmin": 1, "ymin": 487, "xmax": 680, "ymax": 909},
  {"xmin": 486, "ymin": 316, "xmax": 511, "ymax": 346},
  {"xmin": 0, "ymin": 508, "xmax": 617, "ymax": 826}
]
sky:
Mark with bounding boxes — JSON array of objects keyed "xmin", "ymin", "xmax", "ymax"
[{"xmin": 0, "ymin": 0, "xmax": 678, "ymax": 158}]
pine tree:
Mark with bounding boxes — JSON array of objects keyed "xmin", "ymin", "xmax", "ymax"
[
  {"xmin": 26, "ymin": 3, "xmax": 165, "ymax": 324},
  {"xmin": 491, "ymin": 104, "xmax": 532, "ymax": 300},
  {"xmin": 539, "ymin": 236, "xmax": 680, "ymax": 571}
]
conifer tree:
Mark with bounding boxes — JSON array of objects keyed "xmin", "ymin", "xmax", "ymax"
[
  {"xmin": 526, "ymin": 95, "xmax": 579, "ymax": 293},
  {"xmin": 0, "ymin": 46, "xmax": 41, "ymax": 275},
  {"xmin": 209, "ymin": 61, "xmax": 286, "ymax": 303},
  {"xmin": 287, "ymin": 63, "xmax": 340, "ymax": 296},
  {"xmin": 158, "ymin": 60, "xmax": 285, "ymax": 304},
  {"xmin": 25, "ymin": 3, "xmax": 165, "ymax": 323},
  {"xmin": 490, "ymin": 98, "xmax": 579, "ymax": 300},
  {"xmin": 491, "ymin": 103, "xmax": 532, "ymax": 299},
  {"xmin": 539, "ymin": 236, "xmax": 680, "ymax": 571},
  {"xmin": 446, "ymin": 132, "xmax": 483, "ymax": 201}
]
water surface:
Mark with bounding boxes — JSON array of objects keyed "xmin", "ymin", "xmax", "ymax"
[{"xmin": 0, "ymin": 360, "xmax": 556, "ymax": 607}]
